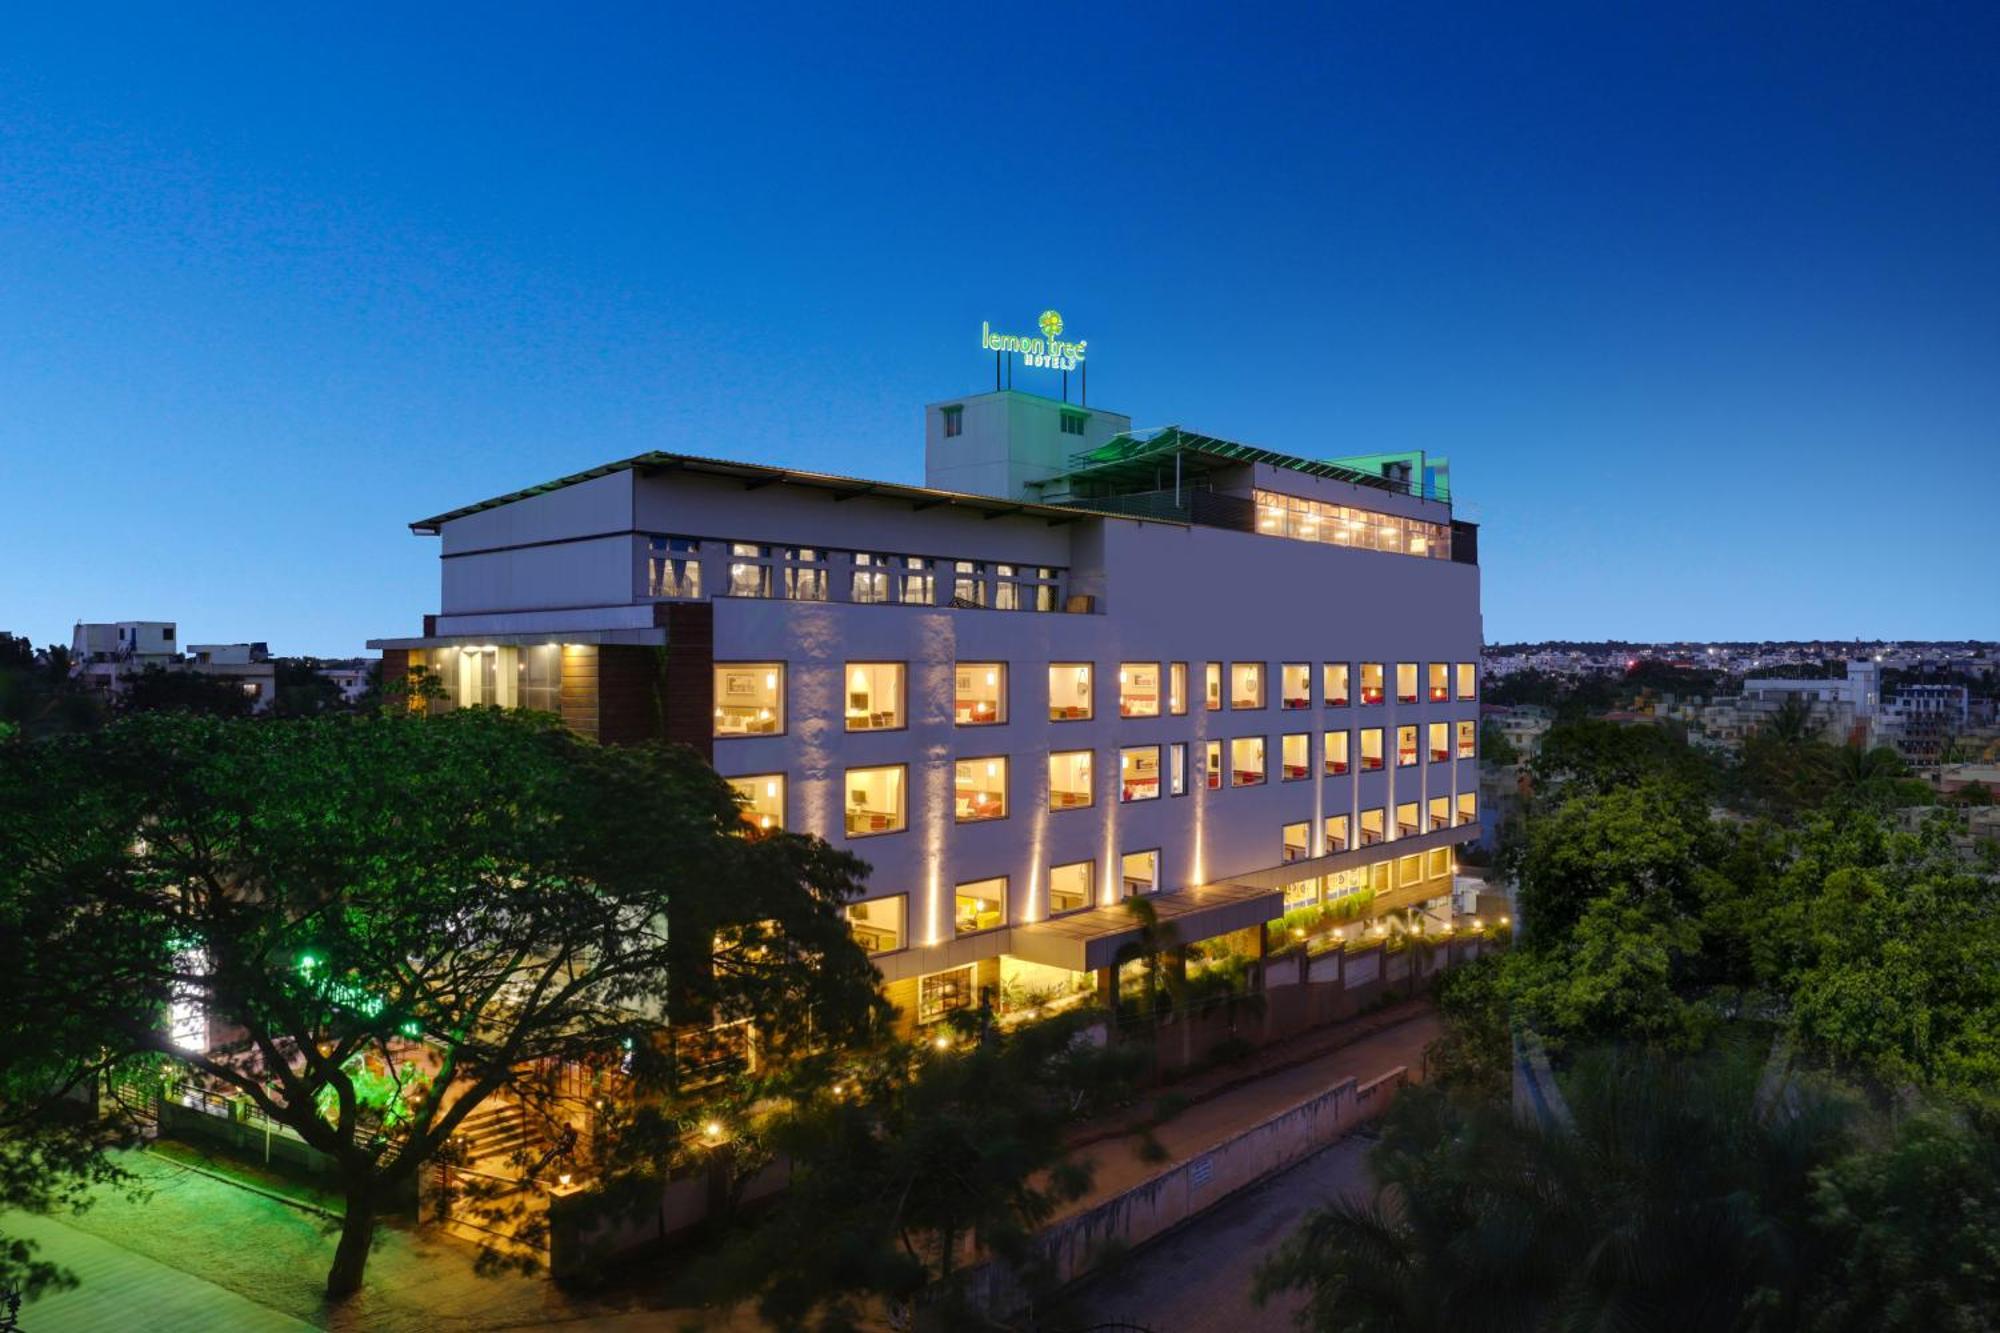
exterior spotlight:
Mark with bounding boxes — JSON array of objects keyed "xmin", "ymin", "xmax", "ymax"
[
  {"xmin": 703, "ymin": 1120, "xmax": 723, "ymax": 1139},
  {"xmin": 558, "ymin": 1172, "xmax": 573, "ymax": 1188},
  {"xmin": 933, "ymin": 1034, "xmax": 951, "ymax": 1050}
]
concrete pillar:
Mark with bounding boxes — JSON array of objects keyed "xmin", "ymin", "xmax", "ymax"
[{"xmin": 1095, "ymin": 965, "xmax": 1119, "ymax": 1012}]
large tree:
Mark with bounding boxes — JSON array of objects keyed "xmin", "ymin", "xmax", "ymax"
[{"xmin": 0, "ymin": 709, "xmax": 887, "ymax": 1299}]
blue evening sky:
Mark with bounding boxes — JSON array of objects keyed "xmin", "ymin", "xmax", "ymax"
[{"xmin": 3, "ymin": 6, "xmax": 1995, "ymax": 655}]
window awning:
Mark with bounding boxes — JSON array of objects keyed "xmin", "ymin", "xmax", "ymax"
[{"xmin": 1008, "ymin": 880, "xmax": 1284, "ymax": 974}]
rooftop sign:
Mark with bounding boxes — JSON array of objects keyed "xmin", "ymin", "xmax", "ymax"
[{"xmin": 980, "ymin": 309, "xmax": 1087, "ymax": 372}]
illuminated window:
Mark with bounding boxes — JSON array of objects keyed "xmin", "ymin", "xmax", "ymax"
[
  {"xmin": 714, "ymin": 664, "xmax": 783, "ymax": 736},
  {"xmin": 1370, "ymin": 861, "xmax": 1390, "ymax": 895},
  {"xmin": 1281, "ymin": 733, "xmax": 1310, "ymax": 781},
  {"xmin": 1230, "ymin": 737, "xmax": 1266, "ymax": 787},
  {"xmin": 1360, "ymin": 727, "xmax": 1385, "ymax": 771},
  {"xmin": 1326, "ymin": 867, "xmax": 1366, "ymax": 902},
  {"xmin": 1457, "ymin": 720, "xmax": 1477, "ymax": 760},
  {"xmin": 1457, "ymin": 662, "xmax": 1478, "ymax": 700},
  {"xmin": 1049, "ymin": 751, "xmax": 1094, "ymax": 810},
  {"xmin": 1169, "ymin": 741, "xmax": 1188, "ymax": 796},
  {"xmin": 1205, "ymin": 739, "xmax": 1222, "ymax": 790},
  {"xmin": 648, "ymin": 537, "xmax": 701, "ymax": 599},
  {"xmin": 1395, "ymin": 802, "xmax": 1420, "ymax": 839},
  {"xmin": 844, "ymin": 765, "xmax": 906, "ymax": 837},
  {"xmin": 902, "ymin": 557, "xmax": 934, "ymax": 606},
  {"xmin": 1324, "ymin": 663, "xmax": 1350, "ymax": 708},
  {"xmin": 1427, "ymin": 662, "xmax": 1450, "ymax": 702},
  {"xmin": 996, "ymin": 564, "xmax": 1062, "ymax": 612},
  {"xmin": 1360, "ymin": 663, "xmax": 1385, "ymax": 705},
  {"xmin": 1428, "ymin": 796, "xmax": 1452, "ymax": 832},
  {"xmin": 1120, "ymin": 746, "xmax": 1161, "ymax": 802},
  {"xmin": 1398, "ymin": 854, "xmax": 1423, "ymax": 886},
  {"xmin": 727, "ymin": 773, "xmax": 785, "ymax": 832},
  {"xmin": 1324, "ymin": 730, "xmax": 1350, "ymax": 776},
  {"xmin": 955, "ymin": 663, "xmax": 1006, "ymax": 725},
  {"xmin": 1396, "ymin": 725, "xmax": 1419, "ymax": 767},
  {"xmin": 1457, "ymin": 792, "xmax": 1478, "ymax": 826},
  {"xmin": 1284, "ymin": 877, "xmax": 1320, "ymax": 910},
  {"xmin": 784, "ymin": 547, "xmax": 829, "ymax": 601},
  {"xmin": 851, "ymin": 553, "xmax": 893, "ymax": 605},
  {"xmin": 1428, "ymin": 722, "xmax": 1450, "ymax": 763},
  {"xmin": 421, "ymin": 643, "xmax": 561, "ymax": 713},
  {"xmin": 1427, "ymin": 847, "xmax": 1451, "ymax": 879},
  {"xmin": 919, "ymin": 966, "xmax": 975, "ymax": 1024},
  {"xmin": 1282, "ymin": 821, "xmax": 1311, "ymax": 863},
  {"xmin": 1121, "ymin": 850, "xmax": 1158, "ymax": 897},
  {"xmin": 727, "ymin": 543, "xmax": 772, "ymax": 598},
  {"xmin": 1396, "ymin": 663, "xmax": 1419, "ymax": 705},
  {"xmin": 1280, "ymin": 663, "xmax": 1311, "ymax": 709},
  {"xmin": 954, "ymin": 756, "xmax": 1008, "ymax": 823},
  {"xmin": 1049, "ymin": 663, "xmax": 1093, "ymax": 721},
  {"xmin": 954, "ymin": 877, "xmax": 1006, "ymax": 934},
  {"xmin": 1360, "ymin": 807, "xmax": 1386, "ymax": 846},
  {"xmin": 1231, "ymin": 662, "xmax": 1265, "ymax": 709},
  {"xmin": 1205, "ymin": 662, "xmax": 1222, "ymax": 710},
  {"xmin": 1324, "ymin": 814, "xmax": 1349, "ymax": 854},
  {"xmin": 846, "ymin": 895, "xmax": 906, "ymax": 954},
  {"xmin": 1169, "ymin": 662, "xmax": 1188, "ymax": 715},
  {"xmin": 951, "ymin": 561, "xmax": 987, "ymax": 607},
  {"xmin": 1049, "ymin": 860, "xmax": 1094, "ymax": 914},
  {"xmin": 844, "ymin": 663, "xmax": 905, "ymax": 731},
  {"xmin": 1119, "ymin": 662, "xmax": 1161, "ymax": 717}
]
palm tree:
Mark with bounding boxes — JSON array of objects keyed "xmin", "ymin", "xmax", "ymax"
[{"xmin": 1111, "ymin": 896, "xmax": 1185, "ymax": 1025}]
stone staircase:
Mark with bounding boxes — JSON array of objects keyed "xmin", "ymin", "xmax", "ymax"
[{"xmin": 452, "ymin": 1100, "xmax": 532, "ymax": 1168}]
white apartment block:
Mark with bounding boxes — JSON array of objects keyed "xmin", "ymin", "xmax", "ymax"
[{"xmin": 370, "ymin": 389, "xmax": 1484, "ymax": 1025}]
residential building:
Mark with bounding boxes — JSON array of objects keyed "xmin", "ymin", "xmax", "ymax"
[
  {"xmin": 369, "ymin": 388, "xmax": 1485, "ymax": 1026},
  {"xmin": 69, "ymin": 622, "xmax": 277, "ymax": 712}
]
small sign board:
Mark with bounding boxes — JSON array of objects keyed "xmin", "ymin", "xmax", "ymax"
[{"xmin": 1189, "ymin": 1155, "xmax": 1213, "ymax": 1189}]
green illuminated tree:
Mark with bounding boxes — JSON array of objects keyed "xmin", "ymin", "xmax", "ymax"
[{"xmin": 0, "ymin": 710, "xmax": 887, "ymax": 1301}]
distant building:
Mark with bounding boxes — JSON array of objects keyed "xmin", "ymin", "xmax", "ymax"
[
  {"xmin": 317, "ymin": 660, "xmax": 376, "ymax": 705},
  {"xmin": 69, "ymin": 622, "xmax": 277, "ymax": 713},
  {"xmin": 187, "ymin": 643, "xmax": 278, "ymax": 712}
]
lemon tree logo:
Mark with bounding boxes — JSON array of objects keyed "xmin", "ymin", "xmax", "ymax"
[{"xmin": 980, "ymin": 308, "xmax": 1087, "ymax": 372}]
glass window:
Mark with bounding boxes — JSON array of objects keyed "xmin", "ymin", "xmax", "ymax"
[
  {"xmin": 1049, "ymin": 860, "xmax": 1094, "ymax": 914},
  {"xmin": 1324, "ymin": 730, "xmax": 1350, "ymax": 776},
  {"xmin": 954, "ymin": 877, "xmax": 1006, "ymax": 934},
  {"xmin": 1119, "ymin": 662, "xmax": 1161, "ymax": 718},
  {"xmin": 951, "ymin": 561, "xmax": 987, "ymax": 607},
  {"xmin": 1049, "ymin": 751, "xmax": 1094, "ymax": 810},
  {"xmin": 1230, "ymin": 737, "xmax": 1266, "ymax": 786},
  {"xmin": 1429, "ymin": 796, "xmax": 1452, "ymax": 832},
  {"xmin": 784, "ymin": 547, "xmax": 829, "ymax": 601},
  {"xmin": 845, "ymin": 894, "xmax": 906, "ymax": 954},
  {"xmin": 1230, "ymin": 662, "xmax": 1264, "ymax": 709},
  {"xmin": 844, "ymin": 765, "xmax": 906, "ymax": 837},
  {"xmin": 1280, "ymin": 663, "xmax": 1311, "ymax": 709},
  {"xmin": 1398, "ymin": 853, "xmax": 1423, "ymax": 886},
  {"xmin": 1169, "ymin": 741, "xmax": 1187, "ymax": 796},
  {"xmin": 1397, "ymin": 663, "xmax": 1419, "ymax": 705},
  {"xmin": 1396, "ymin": 802, "xmax": 1420, "ymax": 839},
  {"xmin": 902, "ymin": 557, "xmax": 934, "ymax": 606},
  {"xmin": 1284, "ymin": 876, "xmax": 1321, "ymax": 911},
  {"xmin": 1324, "ymin": 663, "xmax": 1350, "ymax": 708},
  {"xmin": 1205, "ymin": 739, "xmax": 1222, "ymax": 790},
  {"xmin": 955, "ymin": 663, "xmax": 1006, "ymax": 726},
  {"xmin": 727, "ymin": 773, "xmax": 785, "ymax": 832},
  {"xmin": 1457, "ymin": 719, "xmax": 1477, "ymax": 760},
  {"xmin": 941, "ymin": 404, "xmax": 963, "ymax": 437},
  {"xmin": 1427, "ymin": 662, "xmax": 1450, "ymax": 703},
  {"xmin": 518, "ymin": 644, "xmax": 560, "ymax": 712},
  {"xmin": 1282, "ymin": 821, "xmax": 1311, "ymax": 863},
  {"xmin": 1360, "ymin": 727, "xmax": 1385, "ymax": 771},
  {"xmin": 1324, "ymin": 814, "xmax": 1349, "ymax": 854},
  {"xmin": 1457, "ymin": 662, "xmax": 1478, "ymax": 700},
  {"xmin": 1397, "ymin": 725, "xmax": 1419, "ymax": 767},
  {"xmin": 845, "ymin": 663, "xmax": 905, "ymax": 731},
  {"xmin": 1361, "ymin": 807, "xmax": 1386, "ymax": 846},
  {"xmin": 955, "ymin": 757, "xmax": 1008, "ymax": 823},
  {"xmin": 648, "ymin": 537, "xmax": 702, "ymax": 599},
  {"xmin": 1169, "ymin": 662, "xmax": 1188, "ymax": 715},
  {"xmin": 1370, "ymin": 861, "xmax": 1390, "ymax": 895},
  {"xmin": 1360, "ymin": 662, "xmax": 1385, "ymax": 705},
  {"xmin": 1457, "ymin": 792, "xmax": 1479, "ymax": 826},
  {"xmin": 1204, "ymin": 662, "xmax": 1222, "ymax": 710},
  {"xmin": 1281, "ymin": 733, "xmax": 1310, "ymax": 781},
  {"xmin": 727, "ymin": 543, "xmax": 772, "ymax": 598},
  {"xmin": 714, "ymin": 664, "xmax": 783, "ymax": 736},
  {"xmin": 994, "ymin": 563, "xmax": 1021, "ymax": 612},
  {"xmin": 1121, "ymin": 850, "xmax": 1158, "ymax": 898},
  {"xmin": 1427, "ymin": 847, "xmax": 1451, "ymax": 878},
  {"xmin": 919, "ymin": 966, "xmax": 975, "ymax": 1024},
  {"xmin": 1428, "ymin": 722, "xmax": 1450, "ymax": 763},
  {"xmin": 1119, "ymin": 746, "xmax": 1161, "ymax": 802},
  {"xmin": 851, "ymin": 553, "xmax": 892, "ymax": 605},
  {"xmin": 1049, "ymin": 663, "xmax": 1093, "ymax": 721}
]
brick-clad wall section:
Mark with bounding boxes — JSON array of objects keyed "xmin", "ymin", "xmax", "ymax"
[
  {"xmin": 659, "ymin": 602, "xmax": 715, "ymax": 760},
  {"xmin": 559, "ymin": 645, "xmax": 600, "ymax": 740},
  {"xmin": 380, "ymin": 648, "xmax": 409, "ymax": 696},
  {"xmin": 598, "ymin": 645, "xmax": 668, "ymax": 746}
]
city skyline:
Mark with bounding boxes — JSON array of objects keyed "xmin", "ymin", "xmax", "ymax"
[{"xmin": 4, "ymin": 6, "xmax": 1997, "ymax": 655}]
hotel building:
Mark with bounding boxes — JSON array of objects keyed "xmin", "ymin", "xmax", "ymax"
[{"xmin": 370, "ymin": 389, "xmax": 1483, "ymax": 1026}]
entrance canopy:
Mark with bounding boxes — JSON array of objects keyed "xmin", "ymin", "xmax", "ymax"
[{"xmin": 1008, "ymin": 880, "xmax": 1283, "ymax": 974}]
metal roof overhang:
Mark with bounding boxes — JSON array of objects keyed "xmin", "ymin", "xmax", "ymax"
[
  {"xmin": 365, "ymin": 628, "xmax": 669, "ymax": 650},
  {"xmin": 1008, "ymin": 880, "xmax": 1285, "ymax": 974},
  {"xmin": 1055, "ymin": 427, "xmax": 1407, "ymax": 497}
]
